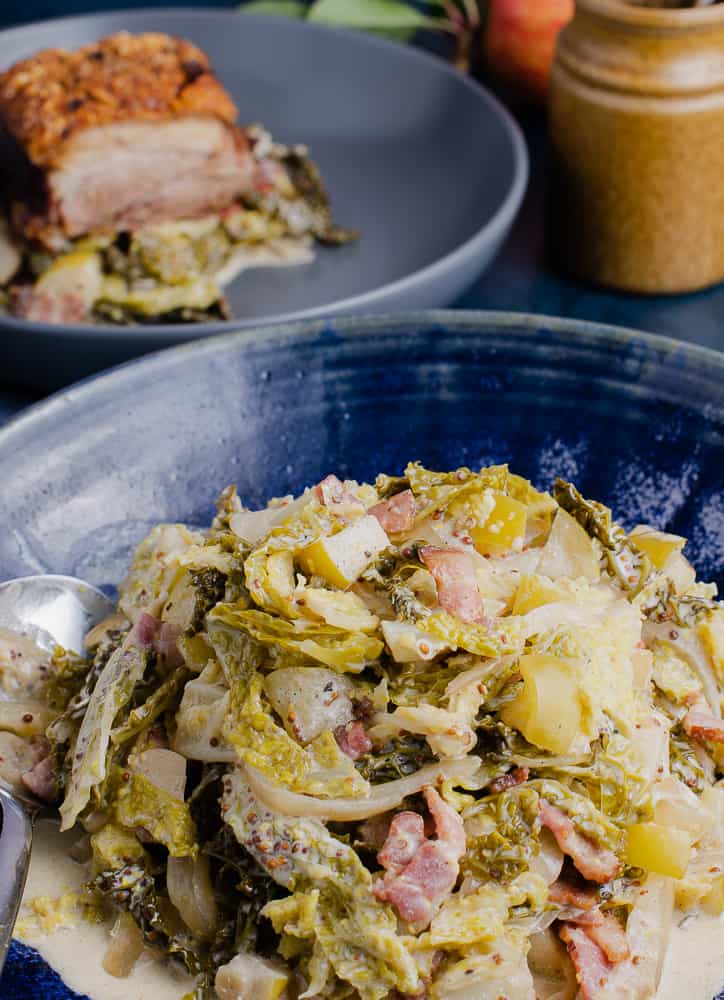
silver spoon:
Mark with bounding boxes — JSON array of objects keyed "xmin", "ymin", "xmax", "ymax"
[{"xmin": 0, "ymin": 575, "xmax": 114, "ymax": 971}]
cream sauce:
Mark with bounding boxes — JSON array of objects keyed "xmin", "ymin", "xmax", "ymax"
[
  {"xmin": 16, "ymin": 821, "xmax": 192, "ymax": 999},
  {"xmin": 215, "ymin": 236, "xmax": 314, "ymax": 288},
  {"xmin": 14, "ymin": 824, "xmax": 724, "ymax": 1000},
  {"xmin": 659, "ymin": 914, "xmax": 724, "ymax": 1000}
]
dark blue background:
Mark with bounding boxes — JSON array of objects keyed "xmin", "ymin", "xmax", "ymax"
[{"xmin": 1, "ymin": 0, "xmax": 236, "ymax": 28}]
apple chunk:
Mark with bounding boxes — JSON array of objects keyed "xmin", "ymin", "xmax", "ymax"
[
  {"xmin": 629, "ymin": 525, "xmax": 686, "ymax": 570},
  {"xmin": 299, "ymin": 515, "xmax": 389, "ymax": 589}
]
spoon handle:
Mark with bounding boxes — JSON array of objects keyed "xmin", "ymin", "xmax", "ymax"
[{"xmin": 0, "ymin": 787, "xmax": 33, "ymax": 973}]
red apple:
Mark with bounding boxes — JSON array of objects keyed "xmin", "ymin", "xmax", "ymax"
[{"xmin": 484, "ymin": 0, "xmax": 575, "ymax": 101}]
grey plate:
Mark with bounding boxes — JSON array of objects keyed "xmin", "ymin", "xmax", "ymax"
[{"xmin": 0, "ymin": 9, "xmax": 527, "ymax": 389}]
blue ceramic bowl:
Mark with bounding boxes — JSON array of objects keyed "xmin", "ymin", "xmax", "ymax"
[{"xmin": 0, "ymin": 310, "xmax": 723, "ymax": 998}]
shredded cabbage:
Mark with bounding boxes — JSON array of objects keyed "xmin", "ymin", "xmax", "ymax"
[
  {"xmin": 20, "ymin": 462, "xmax": 724, "ymax": 999},
  {"xmin": 114, "ymin": 769, "xmax": 197, "ymax": 858},
  {"xmin": 223, "ymin": 771, "xmax": 422, "ymax": 1000},
  {"xmin": 59, "ymin": 626, "xmax": 151, "ymax": 830},
  {"xmin": 210, "ymin": 604, "xmax": 382, "ymax": 673},
  {"xmin": 224, "ymin": 670, "xmax": 368, "ymax": 799}
]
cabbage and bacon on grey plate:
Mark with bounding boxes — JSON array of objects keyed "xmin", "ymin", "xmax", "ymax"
[
  {"xmin": 3, "ymin": 462, "xmax": 724, "ymax": 1000},
  {"xmin": 0, "ymin": 32, "xmax": 355, "ymax": 325}
]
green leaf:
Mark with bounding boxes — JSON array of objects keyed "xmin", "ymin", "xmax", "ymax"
[
  {"xmin": 59, "ymin": 628, "xmax": 151, "ymax": 831},
  {"xmin": 307, "ymin": 0, "xmax": 438, "ymax": 32},
  {"xmin": 241, "ymin": 0, "xmax": 308, "ymax": 16},
  {"xmin": 114, "ymin": 770, "xmax": 198, "ymax": 859},
  {"xmin": 223, "ymin": 671, "xmax": 369, "ymax": 797},
  {"xmin": 210, "ymin": 604, "xmax": 383, "ymax": 673},
  {"xmin": 111, "ymin": 665, "xmax": 192, "ymax": 748},
  {"xmin": 462, "ymin": 785, "xmax": 542, "ymax": 884},
  {"xmin": 553, "ymin": 478, "xmax": 650, "ymax": 591},
  {"xmin": 223, "ymin": 774, "xmax": 423, "ymax": 1000}
]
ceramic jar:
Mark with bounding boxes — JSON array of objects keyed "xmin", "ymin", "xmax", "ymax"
[{"xmin": 548, "ymin": 0, "xmax": 724, "ymax": 294}]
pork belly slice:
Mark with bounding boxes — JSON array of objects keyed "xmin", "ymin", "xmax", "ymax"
[
  {"xmin": 0, "ymin": 32, "xmax": 256, "ymax": 245},
  {"xmin": 44, "ymin": 117, "xmax": 254, "ymax": 239}
]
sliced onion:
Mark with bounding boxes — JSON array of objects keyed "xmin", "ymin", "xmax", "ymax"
[
  {"xmin": 82, "ymin": 809, "xmax": 110, "ymax": 834},
  {"xmin": 133, "ymin": 748, "xmax": 187, "ymax": 800},
  {"xmin": 244, "ymin": 755, "xmax": 479, "ymax": 821},
  {"xmin": 216, "ymin": 953, "xmax": 289, "ymax": 1000},
  {"xmin": 167, "ymin": 854, "xmax": 218, "ymax": 938},
  {"xmin": 602, "ymin": 873, "xmax": 673, "ymax": 998},
  {"xmin": 528, "ymin": 829, "xmax": 565, "ymax": 886},
  {"xmin": 628, "ymin": 713, "xmax": 669, "ymax": 784},
  {"xmin": 229, "ymin": 491, "xmax": 312, "ymax": 544},
  {"xmin": 653, "ymin": 775, "xmax": 714, "ymax": 839},
  {"xmin": 102, "ymin": 911, "xmax": 145, "ymax": 978},
  {"xmin": 528, "ymin": 928, "xmax": 578, "ymax": 1000},
  {"xmin": 263, "ymin": 667, "xmax": 354, "ymax": 744}
]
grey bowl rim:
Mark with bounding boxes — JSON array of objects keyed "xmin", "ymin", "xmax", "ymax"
[{"xmin": 0, "ymin": 8, "xmax": 529, "ymax": 340}]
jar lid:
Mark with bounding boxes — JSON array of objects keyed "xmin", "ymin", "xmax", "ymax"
[
  {"xmin": 558, "ymin": 0, "xmax": 724, "ymax": 96},
  {"xmin": 576, "ymin": 0, "xmax": 724, "ymax": 30}
]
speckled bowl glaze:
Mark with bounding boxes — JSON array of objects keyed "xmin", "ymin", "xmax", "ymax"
[
  {"xmin": 0, "ymin": 310, "xmax": 723, "ymax": 999},
  {"xmin": 549, "ymin": 0, "xmax": 724, "ymax": 294}
]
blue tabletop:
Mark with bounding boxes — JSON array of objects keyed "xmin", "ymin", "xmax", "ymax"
[{"xmin": 1, "ymin": 4, "xmax": 723, "ymax": 423}]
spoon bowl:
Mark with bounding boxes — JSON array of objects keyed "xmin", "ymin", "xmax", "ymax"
[
  {"xmin": 0, "ymin": 575, "xmax": 114, "ymax": 971},
  {"xmin": 0, "ymin": 575, "xmax": 115, "ymax": 657}
]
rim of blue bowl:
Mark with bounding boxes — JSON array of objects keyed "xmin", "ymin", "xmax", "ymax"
[
  {"xmin": 0, "ymin": 8, "xmax": 529, "ymax": 339},
  {"xmin": 1, "ymin": 311, "xmax": 722, "ymax": 453}
]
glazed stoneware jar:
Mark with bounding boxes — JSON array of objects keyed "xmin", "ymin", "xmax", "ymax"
[{"xmin": 548, "ymin": 0, "xmax": 724, "ymax": 294}]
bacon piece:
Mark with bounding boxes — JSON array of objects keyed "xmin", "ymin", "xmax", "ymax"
[
  {"xmin": 574, "ymin": 911, "xmax": 630, "ymax": 964},
  {"xmin": 540, "ymin": 801, "xmax": 620, "ymax": 884},
  {"xmin": 683, "ymin": 694, "xmax": 724, "ymax": 743},
  {"xmin": 334, "ymin": 720, "xmax": 372, "ymax": 760},
  {"xmin": 10, "ymin": 286, "xmax": 90, "ymax": 324},
  {"xmin": 21, "ymin": 754, "xmax": 57, "ymax": 802},
  {"xmin": 369, "ymin": 490, "xmax": 416, "ymax": 534},
  {"xmin": 19, "ymin": 737, "xmax": 57, "ymax": 803},
  {"xmin": 420, "ymin": 547, "xmax": 484, "ymax": 625},
  {"xmin": 315, "ymin": 475, "xmax": 365, "ymax": 516},
  {"xmin": 154, "ymin": 621, "xmax": 184, "ymax": 669},
  {"xmin": 549, "ymin": 879, "xmax": 598, "ymax": 911},
  {"xmin": 489, "ymin": 766, "xmax": 529, "ymax": 795},
  {"xmin": 135, "ymin": 612, "xmax": 161, "ymax": 648},
  {"xmin": 424, "ymin": 784, "xmax": 466, "ymax": 856},
  {"xmin": 559, "ymin": 924, "xmax": 612, "ymax": 1000},
  {"xmin": 373, "ymin": 786, "xmax": 465, "ymax": 928},
  {"xmin": 378, "ymin": 812, "xmax": 426, "ymax": 873}
]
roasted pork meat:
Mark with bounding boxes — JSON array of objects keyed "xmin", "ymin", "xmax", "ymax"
[
  {"xmin": 0, "ymin": 33, "xmax": 254, "ymax": 248},
  {"xmin": 0, "ymin": 31, "xmax": 356, "ymax": 325}
]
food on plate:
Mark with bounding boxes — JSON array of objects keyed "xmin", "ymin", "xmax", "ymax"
[
  {"xmin": 0, "ymin": 32, "xmax": 355, "ymax": 325},
  {"xmin": 4, "ymin": 462, "xmax": 724, "ymax": 999}
]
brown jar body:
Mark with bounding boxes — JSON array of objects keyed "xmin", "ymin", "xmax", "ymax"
[{"xmin": 548, "ymin": 0, "xmax": 724, "ymax": 294}]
